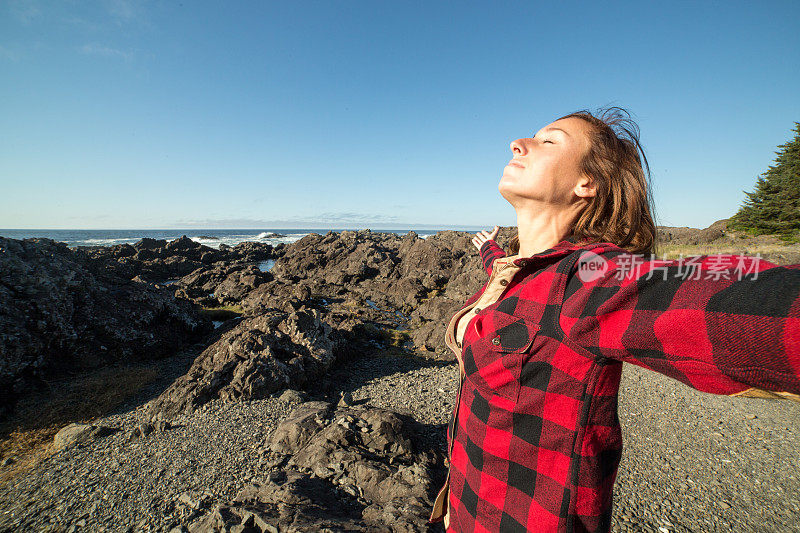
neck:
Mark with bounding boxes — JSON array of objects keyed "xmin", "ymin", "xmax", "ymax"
[{"xmin": 515, "ymin": 201, "xmax": 585, "ymax": 258}]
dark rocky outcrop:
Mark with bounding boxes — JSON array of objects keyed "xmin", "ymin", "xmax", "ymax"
[
  {"xmin": 148, "ymin": 310, "xmax": 342, "ymax": 419},
  {"xmin": 0, "ymin": 237, "xmax": 205, "ymax": 415},
  {"xmin": 240, "ymin": 229, "xmax": 508, "ymax": 357},
  {"xmin": 175, "ymin": 263, "xmax": 272, "ymax": 307},
  {"xmin": 184, "ymin": 402, "xmax": 440, "ymax": 532},
  {"xmin": 78, "ymin": 236, "xmax": 282, "ymax": 283}
]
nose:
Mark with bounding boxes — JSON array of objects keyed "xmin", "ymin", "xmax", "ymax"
[{"xmin": 510, "ymin": 138, "xmax": 527, "ymax": 155}]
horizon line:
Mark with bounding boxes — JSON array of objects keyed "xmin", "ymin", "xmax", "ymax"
[{"xmin": 0, "ymin": 222, "xmax": 717, "ymax": 231}]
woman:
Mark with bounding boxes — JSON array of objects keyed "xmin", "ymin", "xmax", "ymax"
[{"xmin": 429, "ymin": 107, "xmax": 800, "ymax": 532}]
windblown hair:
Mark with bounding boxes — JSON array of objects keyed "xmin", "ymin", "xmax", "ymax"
[{"xmin": 509, "ymin": 106, "xmax": 658, "ymax": 256}]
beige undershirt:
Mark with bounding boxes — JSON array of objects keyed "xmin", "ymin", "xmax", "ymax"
[
  {"xmin": 455, "ymin": 254, "xmax": 521, "ymax": 346},
  {"xmin": 444, "ymin": 254, "xmax": 522, "ymax": 372}
]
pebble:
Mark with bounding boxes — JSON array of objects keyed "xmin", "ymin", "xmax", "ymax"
[{"xmin": 612, "ymin": 365, "xmax": 800, "ymax": 532}]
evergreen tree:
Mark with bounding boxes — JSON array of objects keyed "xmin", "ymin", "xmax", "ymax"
[{"xmin": 729, "ymin": 122, "xmax": 800, "ymax": 240}]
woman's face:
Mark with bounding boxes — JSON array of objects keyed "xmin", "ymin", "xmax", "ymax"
[{"xmin": 499, "ymin": 117, "xmax": 594, "ymax": 207}]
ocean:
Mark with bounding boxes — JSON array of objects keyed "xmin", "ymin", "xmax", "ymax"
[{"xmin": 0, "ymin": 228, "xmax": 451, "ymax": 249}]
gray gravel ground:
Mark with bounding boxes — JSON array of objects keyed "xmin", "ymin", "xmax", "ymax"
[
  {"xmin": 614, "ymin": 364, "xmax": 800, "ymax": 533},
  {"xmin": 0, "ymin": 352, "xmax": 798, "ymax": 532}
]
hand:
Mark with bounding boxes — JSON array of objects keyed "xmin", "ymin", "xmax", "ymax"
[{"xmin": 471, "ymin": 226, "xmax": 499, "ymax": 252}]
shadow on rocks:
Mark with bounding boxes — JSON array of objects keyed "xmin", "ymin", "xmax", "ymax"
[
  {"xmin": 182, "ymin": 401, "xmax": 444, "ymax": 532},
  {"xmin": 147, "ymin": 308, "xmax": 343, "ymax": 421}
]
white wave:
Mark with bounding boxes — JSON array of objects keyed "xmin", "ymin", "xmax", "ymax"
[
  {"xmin": 191, "ymin": 233, "xmax": 308, "ymax": 250},
  {"xmin": 78, "ymin": 238, "xmax": 140, "ymax": 246},
  {"xmin": 190, "ymin": 236, "xmax": 221, "ymax": 245}
]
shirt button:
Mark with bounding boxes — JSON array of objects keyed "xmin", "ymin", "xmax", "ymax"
[
  {"xmin": 474, "ymin": 307, "xmax": 481, "ymax": 313},
  {"xmin": 500, "ymin": 279, "xmax": 508, "ymax": 286},
  {"xmin": 491, "ymin": 336, "xmax": 501, "ymax": 346}
]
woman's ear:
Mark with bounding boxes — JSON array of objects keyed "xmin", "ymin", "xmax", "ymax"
[{"xmin": 574, "ymin": 174, "xmax": 597, "ymax": 199}]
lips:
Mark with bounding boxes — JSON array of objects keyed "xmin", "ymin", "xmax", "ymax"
[{"xmin": 507, "ymin": 159, "xmax": 525, "ymax": 169}]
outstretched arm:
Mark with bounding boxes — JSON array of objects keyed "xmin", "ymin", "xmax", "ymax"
[
  {"xmin": 560, "ymin": 249, "xmax": 800, "ymax": 400},
  {"xmin": 471, "ymin": 226, "xmax": 506, "ymax": 275}
]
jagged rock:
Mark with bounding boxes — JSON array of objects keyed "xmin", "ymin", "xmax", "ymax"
[
  {"xmin": 134, "ymin": 237, "xmax": 168, "ymax": 250},
  {"xmin": 78, "ymin": 236, "xmax": 281, "ymax": 283},
  {"xmin": 176, "ymin": 491, "xmax": 213, "ymax": 511},
  {"xmin": 231, "ymin": 241, "xmax": 283, "ymax": 263},
  {"xmin": 186, "ymin": 403, "xmax": 440, "ymax": 532},
  {"xmin": 0, "ymin": 237, "xmax": 205, "ymax": 415},
  {"xmin": 278, "ymin": 389, "xmax": 305, "ymax": 404},
  {"xmin": 269, "ymin": 403, "xmax": 435, "ymax": 530},
  {"xmin": 268, "ymin": 402, "xmax": 332, "ymax": 455},
  {"xmin": 166, "ymin": 236, "xmax": 201, "ymax": 253},
  {"xmin": 148, "ymin": 311, "xmax": 341, "ymax": 419},
  {"xmin": 240, "ymin": 229, "xmax": 506, "ymax": 357},
  {"xmin": 338, "ymin": 391, "xmax": 354, "ymax": 407},
  {"xmin": 176, "ymin": 263, "xmax": 271, "ymax": 306},
  {"xmin": 96, "ymin": 228, "xmax": 505, "ymax": 358}
]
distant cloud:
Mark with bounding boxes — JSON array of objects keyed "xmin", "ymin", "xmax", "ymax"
[
  {"xmin": 66, "ymin": 214, "xmax": 112, "ymax": 221},
  {"xmin": 78, "ymin": 43, "xmax": 134, "ymax": 60},
  {"xmin": 171, "ymin": 217, "xmax": 287, "ymax": 228},
  {"xmin": 0, "ymin": 45, "xmax": 21, "ymax": 62},
  {"xmin": 169, "ymin": 212, "xmax": 447, "ymax": 229},
  {"xmin": 102, "ymin": 0, "xmax": 153, "ymax": 29},
  {"xmin": 104, "ymin": 0, "xmax": 136, "ymax": 20},
  {"xmin": 309, "ymin": 212, "xmax": 400, "ymax": 224},
  {"xmin": 7, "ymin": 0, "xmax": 40, "ymax": 24}
]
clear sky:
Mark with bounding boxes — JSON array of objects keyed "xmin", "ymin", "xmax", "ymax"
[{"xmin": 1, "ymin": 0, "xmax": 798, "ymax": 230}]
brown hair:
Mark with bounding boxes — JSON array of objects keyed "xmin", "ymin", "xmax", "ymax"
[{"xmin": 508, "ymin": 106, "xmax": 658, "ymax": 256}]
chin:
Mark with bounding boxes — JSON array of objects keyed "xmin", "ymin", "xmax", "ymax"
[{"xmin": 498, "ymin": 183, "xmax": 517, "ymax": 205}]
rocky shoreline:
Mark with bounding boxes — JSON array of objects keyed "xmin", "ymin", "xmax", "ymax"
[
  {"xmin": 1, "ymin": 221, "xmax": 799, "ymax": 531},
  {"xmin": 1, "ymin": 353, "xmax": 798, "ymax": 532}
]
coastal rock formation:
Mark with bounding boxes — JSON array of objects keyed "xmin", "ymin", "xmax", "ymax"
[
  {"xmin": 79, "ymin": 236, "xmax": 282, "ymax": 282},
  {"xmin": 240, "ymin": 229, "xmax": 512, "ymax": 357},
  {"xmin": 148, "ymin": 310, "xmax": 342, "ymax": 419},
  {"xmin": 185, "ymin": 402, "xmax": 439, "ymax": 532},
  {"xmin": 175, "ymin": 263, "xmax": 272, "ymax": 306},
  {"xmin": 0, "ymin": 237, "xmax": 204, "ymax": 415},
  {"xmin": 11, "ymin": 219, "xmax": 794, "ymax": 419}
]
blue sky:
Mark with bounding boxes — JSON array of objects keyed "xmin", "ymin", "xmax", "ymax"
[{"xmin": 1, "ymin": 0, "xmax": 798, "ymax": 230}]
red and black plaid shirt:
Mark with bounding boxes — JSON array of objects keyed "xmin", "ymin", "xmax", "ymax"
[{"xmin": 436, "ymin": 239, "xmax": 800, "ymax": 532}]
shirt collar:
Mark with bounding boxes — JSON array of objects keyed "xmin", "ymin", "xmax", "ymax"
[{"xmin": 508, "ymin": 238, "xmax": 584, "ymax": 267}]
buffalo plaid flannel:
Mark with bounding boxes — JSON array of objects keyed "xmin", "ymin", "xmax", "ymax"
[{"xmin": 431, "ymin": 238, "xmax": 800, "ymax": 532}]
